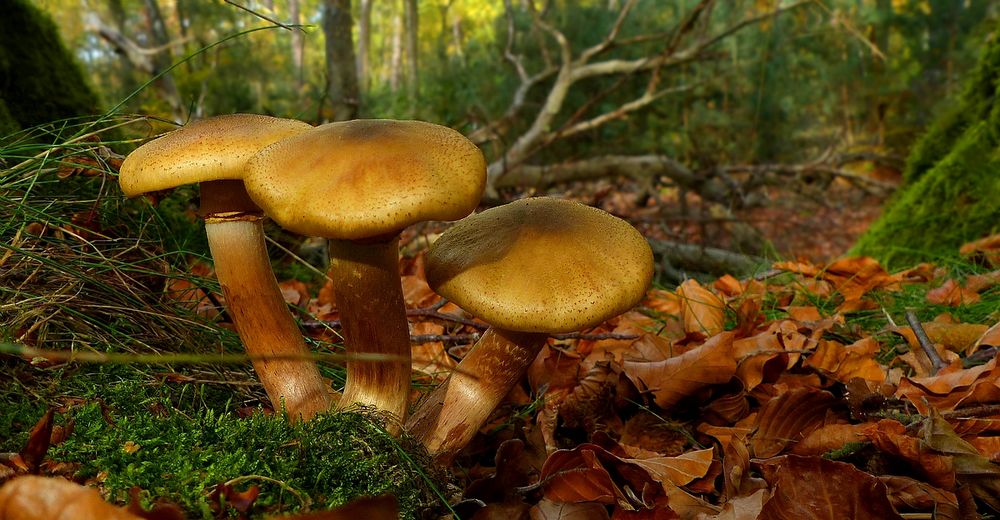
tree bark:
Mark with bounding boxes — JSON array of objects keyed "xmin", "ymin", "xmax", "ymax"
[
  {"xmin": 290, "ymin": 0, "xmax": 304, "ymax": 90},
  {"xmin": 322, "ymin": 0, "xmax": 359, "ymax": 121},
  {"xmin": 389, "ymin": 5, "xmax": 403, "ymax": 92},
  {"xmin": 403, "ymin": 0, "xmax": 419, "ymax": 112},
  {"xmin": 356, "ymin": 0, "xmax": 373, "ymax": 96},
  {"xmin": 141, "ymin": 0, "xmax": 185, "ymax": 121}
]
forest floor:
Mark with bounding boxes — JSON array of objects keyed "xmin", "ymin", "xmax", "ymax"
[{"xmin": 3, "ymin": 139, "xmax": 999, "ymax": 519}]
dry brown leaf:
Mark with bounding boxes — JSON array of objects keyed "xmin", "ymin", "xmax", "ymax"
[
  {"xmin": 789, "ymin": 423, "xmax": 870, "ymax": 456},
  {"xmin": 618, "ymin": 446, "xmax": 715, "ymax": 488},
  {"xmin": 694, "ymin": 489, "xmax": 768, "ymax": 520},
  {"xmin": 891, "ymin": 322, "xmax": 989, "ymax": 353},
  {"xmin": 623, "ymin": 332, "xmax": 737, "ymax": 410},
  {"xmin": 530, "ymin": 499, "xmax": 610, "ymax": 520},
  {"xmin": 751, "ymin": 388, "xmax": 839, "ymax": 458},
  {"xmin": 895, "ymin": 356, "xmax": 1000, "ymax": 414},
  {"xmin": 677, "ymin": 280, "xmax": 725, "ymax": 337},
  {"xmin": 539, "ymin": 445, "xmax": 649, "ymax": 507},
  {"xmin": 926, "ymin": 279, "xmax": 981, "ymax": 306},
  {"xmin": 401, "ymin": 274, "xmax": 438, "ymax": 309},
  {"xmin": 862, "ymin": 419, "xmax": 956, "ymax": 490},
  {"xmin": 969, "ymin": 321, "xmax": 1000, "ymax": 356},
  {"xmin": 965, "ymin": 270, "xmax": 1000, "ymax": 292},
  {"xmin": 278, "ymin": 279, "xmax": 309, "ymax": 307},
  {"xmin": 803, "ymin": 337, "xmax": 885, "ymax": 383},
  {"xmin": 774, "ymin": 257, "xmax": 897, "ymax": 312},
  {"xmin": 713, "ymin": 275, "xmax": 744, "ymax": 298},
  {"xmin": 409, "ymin": 321, "xmax": 456, "ymax": 378},
  {"xmin": 785, "ymin": 306, "xmax": 820, "ymax": 322},
  {"xmin": 644, "ymin": 289, "xmax": 682, "ymax": 316},
  {"xmin": 0, "ymin": 476, "xmax": 142, "ymax": 519},
  {"xmin": 967, "ymin": 436, "xmax": 1000, "ymax": 463},
  {"xmin": 877, "ymin": 475, "xmax": 958, "ymax": 517},
  {"xmin": 960, "ymin": 233, "xmax": 1000, "ymax": 267},
  {"xmin": 921, "ymin": 410, "xmax": 1000, "ymax": 511},
  {"xmin": 756, "ymin": 455, "xmax": 903, "ymax": 520}
]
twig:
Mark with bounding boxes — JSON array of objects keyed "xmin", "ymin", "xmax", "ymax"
[
  {"xmin": 0, "ymin": 343, "xmax": 403, "ymax": 365},
  {"xmin": 905, "ymin": 310, "xmax": 946, "ymax": 375},
  {"xmin": 221, "ymin": 0, "xmax": 296, "ymax": 31}
]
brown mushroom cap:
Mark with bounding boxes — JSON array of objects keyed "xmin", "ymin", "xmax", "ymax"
[
  {"xmin": 243, "ymin": 119, "xmax": 486, "ymax": 239},
  {"xmin": 426, "ymin": 197, "xmax": 654, "ymax": 334},
  {"xmin": 119, "ymin": 114, "xmax": 312, "ymax": 197}
]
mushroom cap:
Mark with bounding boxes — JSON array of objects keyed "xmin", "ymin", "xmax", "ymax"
[
  {"xmin": 119, "ymin": 114, "xmax": 312, "ymax": 197},
  {"xmin": 426, "ymin": 197, "xmax": 654, "ymax": 334},
  {"xmin": 243, "ymin": 119, "xmax": 486, "ymax": 240}
]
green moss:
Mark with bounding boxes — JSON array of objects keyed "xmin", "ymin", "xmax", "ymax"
[
  {"xmin": 1, "ymin": 368, "xmax": 441, "ymax": 519},
  {"xmin": 904, "ymin": 27, "xmax": 1000, "ymax": 184},
  {"xmin": 852, "ymin": 123, "xmax": 1000, "ymax": 269},
  {"xmin": 0, "ymin": 0, "xmax": 101, "ymax": 131}
]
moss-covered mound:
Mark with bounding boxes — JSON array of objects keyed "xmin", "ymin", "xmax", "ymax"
[
  {"xmin": 852, "ymin": 28, "xmax": 1000, "ymax": 269},
  {"xmin": 1, "ymin": 368, "xmax": 441, "ymax": 519},
  {"xmin": 0, "ymin": 0, "xmax": 101, "ymax": 133}
]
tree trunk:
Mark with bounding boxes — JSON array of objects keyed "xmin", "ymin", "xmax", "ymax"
[
  {"xmin": 141, "ymin": 0, "xmax": 185, "ymax": 122},
  {"xmin": 389, "ymin": 6, "xmax": 403, "ymax": 92},
  {"xmin": 357, "ymin": 0, "xmax": 372, "ymax": 97},
  {"xmin": 322, "ymin": 0, "xmax": 359, "ymax": 122},
  {"xmin": 290, "ymin": 0, "xmax": 304, "ymax": 90},
  {"xmin": 403, "ymin": 0, "xmax": 419, "ymax": 113}
]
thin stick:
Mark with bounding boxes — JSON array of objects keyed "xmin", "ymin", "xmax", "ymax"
[
  {"xmin": 0, "ymin": 343, "xmax": 402, "ymax": 365},
  {"xmin": 905, "ymin": 310, "xmax": 946, "ymax": 374}
]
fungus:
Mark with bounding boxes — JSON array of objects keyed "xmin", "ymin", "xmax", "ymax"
[
  {"xmin": 243, "ymin": 119, "xmax": 486, "ymax": 423},
  {"xmin": 406, "ymin": 197, "xmax": 654, "ymax": 462},
  {"xmin": 119, "ymin": 114, "xmax": 332, "ymax": 421}
]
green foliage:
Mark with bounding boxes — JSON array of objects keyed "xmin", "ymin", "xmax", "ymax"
[
  {"xmin": 0, "ymin": 0, "xmax": 100, "ymax": 131},
  {"xmin": 852, "ymin": 122, "xmax": 1000, "ymax": 269},
  {"xmin": 854, "ymin": 27, "xmax": 1000, "ymax": 268}
]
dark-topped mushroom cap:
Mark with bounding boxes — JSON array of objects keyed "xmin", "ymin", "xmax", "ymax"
[
  {"xmin": 119, "ymin": 114, "xmax": 312, "ymax": 197},
  {"xmin": 243, "ymin": 119, "xmax": 486, "ymax": 240},
  {"xmin": 426, "ymin": 197, "xmax": 654, "ymax": 334}
]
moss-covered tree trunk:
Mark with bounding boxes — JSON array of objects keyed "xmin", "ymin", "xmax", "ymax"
[
  {"xmin": 0, "ymin": 0, "xmax": 101, "ymax": 135},
  {"xmin": 852, "ymin": 27, "xmax": 1000, "ymax": 269}
]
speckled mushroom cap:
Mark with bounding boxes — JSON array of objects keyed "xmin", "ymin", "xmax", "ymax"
[
  {"xmin": 119, "ymin": 114, "xmax": 312, "ymax": 197},
  {"xmin": 243, "ymin": 119, "xmax": 486, "ymax": 240},
  {"xmin": 426, "ymin": 197, "xmax": 654, "ymax": 334}
]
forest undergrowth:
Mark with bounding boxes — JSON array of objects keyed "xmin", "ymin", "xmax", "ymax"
[{"xmin": 3, "ymin": 119, "xmax": 1000, "ymax": 518}]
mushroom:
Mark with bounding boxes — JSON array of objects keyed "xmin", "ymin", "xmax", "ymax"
[
  {"xmin": 405, "ymin": 197, "xmax": 654, "ymax": 462},
  {"xmin": 243, "ymin": 119, "xmax": 486, "ymax": 423},
  {"xmin": 119, "ymin": 114, "xmax": 333, "ymax": 421}
]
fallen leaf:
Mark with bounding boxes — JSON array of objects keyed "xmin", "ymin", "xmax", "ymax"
[
  {"xmin": 0, "ymin": 476, "xmax": 142, "ymax": 519},
  {"xmin": 694, "ymin": 489, "xmax": 767, "ymax": 520},
  {"xmin": 926, "ymin": 279, "xmax": 980, "ymax": 306},
  {"xmin": 530, "ymin": 499, "xmax": 610, "ymax": 520},
  {"xmin": 751, "ymin": 388, "xmax": 839, "ymax": 457},
  {"xmin": 789, "ymin": 423, "xmax": 870, "ymax": 456},
  {"xmin": 677, "ymin": 280, "xmax": 725, "ymax": 337},
  {"xmin": 623, "ymin": 332, "xmax": 737, "ymax": 410},
  {"xmin": 803, "ymin": 338, "xmax": 885, "ymax": 383},
  {"xmin": 921, "ymin": 410, "xmax": 1000, "ymax": 511},
  {"xmin": 895, "ymin": 356, "xmax": 1000, "ymax": 414},
  {"xmin": 959, "ymin": 233, "xmax": 1000, "ymax": 267},
  {"xmin": 877, "ymin": 475, "xmax": 958, "ymax": 517},
  {"xmin": 755, "ymin": 455, "xmax": 903, "ymax": 520}
]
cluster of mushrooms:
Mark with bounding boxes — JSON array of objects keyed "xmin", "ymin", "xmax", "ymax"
[{"xmin": 119, "ymin": 114, "xmax": 654, "ymax": 463}]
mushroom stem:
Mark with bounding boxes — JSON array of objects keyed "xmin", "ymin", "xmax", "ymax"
[
  {"xmin": 405, "ymin": 328, "xmax": 547, "ymax": 463},
  {"xmin": 328, "ymin": 237, "xmax": 411, "ymax": 425},
  {"xmin": 206, "ymin": 217, "xmax": 333, "ymax": 421}
]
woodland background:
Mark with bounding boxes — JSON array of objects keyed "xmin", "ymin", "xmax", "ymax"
[
  {"xmin": 5, "ymin": 1, "xmax": 1000, "ymax": 518},
  {"xmin": 18, "ymin": 0, "xmax": 1000, "ymax": 272}
]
